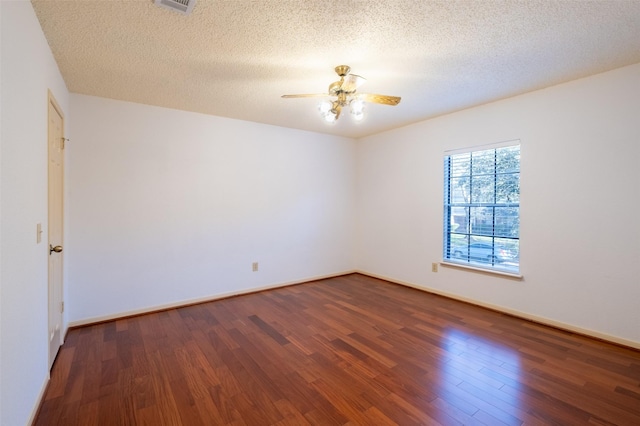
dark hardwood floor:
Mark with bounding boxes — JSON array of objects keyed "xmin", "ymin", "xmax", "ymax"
[{"xmin": 35, "ymin": 274, "xmax": 640, "ymax": 425}]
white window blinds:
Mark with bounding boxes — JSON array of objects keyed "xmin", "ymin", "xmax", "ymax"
[{"xmin": 443, "ymin": 142, "xmax": 520, "ymax": 273}]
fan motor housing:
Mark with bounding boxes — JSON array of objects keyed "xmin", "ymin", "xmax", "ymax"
[{"xmin": 328, "ymin": 81, "xmax": 342, "ymax": 94}]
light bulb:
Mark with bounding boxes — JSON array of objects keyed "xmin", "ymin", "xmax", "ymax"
[
  {"xmin": 318, "ymin": 101, "xmax": 332, "ymax": 114},
  {"xmin": 350, "ymin": 99, "xmax": 364, "ymax": 115},
  {"xmin": 323, "ymin": 112, "xmax": 336, "ymax": 123}
]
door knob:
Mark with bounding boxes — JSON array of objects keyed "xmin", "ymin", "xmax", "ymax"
[{"xmin": 49, "ymin": 244, "xmax": 63, "ymax": 255}]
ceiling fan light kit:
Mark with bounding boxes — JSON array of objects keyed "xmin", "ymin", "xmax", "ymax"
[
  {"xmin": 283, "ymin": 65, "xmax": 400, "ymax": 123},
  {"xmin": 318, "ymin": 98, "xmax": 363, "ymax": 123}
]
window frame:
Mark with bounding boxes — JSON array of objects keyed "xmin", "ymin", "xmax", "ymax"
[{"xmin": 442, "ymin": 140, "xmax": 521, "ymax": 276}]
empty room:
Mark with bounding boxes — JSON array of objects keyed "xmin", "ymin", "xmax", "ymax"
[{"xmin": 1, "ymin": 1, "xmax": 639, "ymax": 425}]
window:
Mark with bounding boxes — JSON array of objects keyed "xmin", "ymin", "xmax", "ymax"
[{"xmin": 443, "ymin": 141, "xmax": 520, "ymax": 274}]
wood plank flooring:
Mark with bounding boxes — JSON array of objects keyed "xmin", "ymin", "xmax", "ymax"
[{"xmin": 35, "ymin": 274, "xmax": 640, "ymax": 425}]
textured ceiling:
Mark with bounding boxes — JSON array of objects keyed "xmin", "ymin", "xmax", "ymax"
[{"xmin": 32, "ymin": 0, "xmax": 640, "ymax": 138}]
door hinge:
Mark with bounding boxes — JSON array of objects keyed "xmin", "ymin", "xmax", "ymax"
[
  {"xmin": 61, "ymin": 137, "xmax": 69, "ymax": 149},
  {"xmin": 61, "ymin": 301, "xmax": 64, "ymax": 313}
]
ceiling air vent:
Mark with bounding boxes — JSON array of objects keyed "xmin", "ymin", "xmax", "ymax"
[{"xmin": 154, "ymin": 0, "xmax": 196, "ymax": 15}]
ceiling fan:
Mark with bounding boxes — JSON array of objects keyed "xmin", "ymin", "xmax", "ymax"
[{"xmin": 282, "ymin": 65, "xmax": 401, "ymax": 123}]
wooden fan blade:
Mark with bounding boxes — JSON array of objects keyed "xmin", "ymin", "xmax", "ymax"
[
  {"xmin": 281, "ymin": 94, "xmax": 328, "ymax": 98},
  {"xmin": 341, "ymin": 74, "xmax": 366, "ymax": 93},
  {"xmin": 360, "ymin": 93, "xmax": 401, "ymax": 106}
]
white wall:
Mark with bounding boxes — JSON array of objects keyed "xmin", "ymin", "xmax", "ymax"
[
  {"xmin": 0, "ymin": 2, "xmax": 69, "ymax": 425},
  {"xmin": 356, "ymin": 63, "xmax": 640, "ymax": 346},
  {"xmin": 67, "ymin": 95, "xmax": 356, "ymax": 323}
]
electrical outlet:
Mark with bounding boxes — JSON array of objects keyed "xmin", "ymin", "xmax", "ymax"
[
  {"xmin": 252, "ymin": 262, "xmax": 259, "ymax": 272},
  {"xmin": 432, "ymin": 263, "xmax": 438, "ymax": 273}
]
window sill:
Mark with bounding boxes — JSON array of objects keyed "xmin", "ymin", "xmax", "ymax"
[{"xmin": 440, "ymin": 261, "xmax": 523, "ymax": 280}]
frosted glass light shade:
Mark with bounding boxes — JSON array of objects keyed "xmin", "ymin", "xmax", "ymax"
[{"xmin": 318, "ymin": 101, "xmax": 332, "ymax": 114}]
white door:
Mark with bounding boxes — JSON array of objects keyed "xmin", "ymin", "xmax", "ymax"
[{"xmin": 48, "ymin": 92, "xmax": 65, "ymax": 369}]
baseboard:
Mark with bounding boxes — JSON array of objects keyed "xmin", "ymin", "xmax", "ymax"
[
  {"xmin": 68, "ymin": 270, "xmax": 357, "ymax": 328},
  {"xmin": 67, "ymin": 268, "xmax": 639, "ymax": 349},
  {"xmin": 28, "ymin": 374, "xmax": 50, "ymax": 426},
  {"xmin": 355, "ymin": 270, "xmax": 640, "ymax": 351}
]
